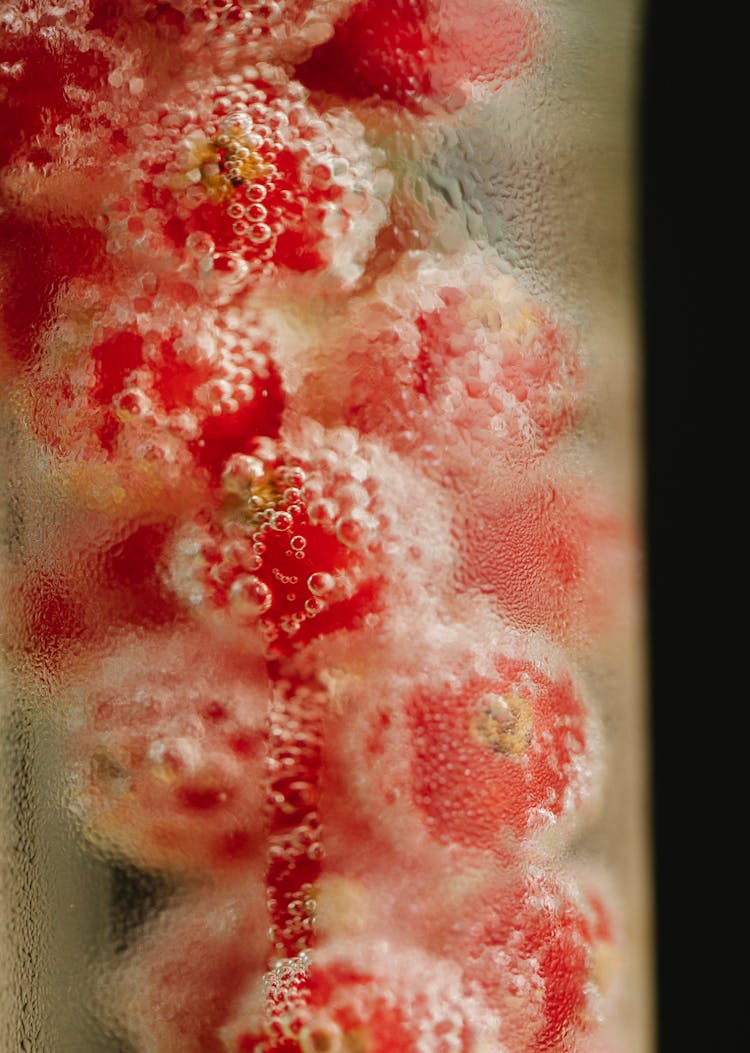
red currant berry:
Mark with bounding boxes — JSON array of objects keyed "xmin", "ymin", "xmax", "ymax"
[
  {"xmin": 296, "ymin": 0, "xmax": 540, "ymax": 113},
  {"xmin": 22, "ymin": 298, "xmax": 285, "ymax": 509},
  {"xmin": 455, "ymin": 869, "xmax": 615, "ymax": 1053},
  {"xmin": 296, "ymin": 249, "xmax": 579, "ymax": 467},
  {"xmin": 167, "ymin": 427, "xmax": 443, "ymax": 657},
  {"xmin": 223, "ymin": 942, "xmax": 501, "ymax": 1052},
  {"xmin": 326, "ymin": 629, "xmax": 596, "ymax": 853},
  {"xmin": 456, "ymin": 470, "xmax": 630, "ymax": 642},
  {"xmin": 102, "ymin": 71, "xmax": 391, "ymax": 298},
  {"xmin": 114, "ymin": 880, "xmax": 268, "ymax": 1053},
  {"xmin": 66, "ymin": 628, "xmax": 270, "ymax": 871}
]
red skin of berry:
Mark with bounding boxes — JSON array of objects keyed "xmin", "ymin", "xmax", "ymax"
[
  {"xmin": 296, "ymin": 0, "xmax": 539, "ymax": 112},
  {"xmin": 198, "ymin": 500, "xmax": 381, "ymax": 656},
  {"xmin": 457, "ymin": 473, "xmax": 629, "ymax": 642},
  {"xmin": 454, "ymin": 871, "xmax": 609, "ymax": 1053},
  {"xmin": 407, "ymin": 655, "xmax": 590, "ymax": 846}
]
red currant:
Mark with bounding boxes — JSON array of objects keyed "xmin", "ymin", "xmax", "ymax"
[
  {"xmin": 167, "ymin": 427, "xmax": 447, "ymax": 657},
  {"xmin": 295, "ymin": 249, "xmax": 579, "ymax": 468},
  {"xmin": 101, "ymin": 71, "xmax": 391, "ymax": 299},
  {"xmin": 114, "ymin": 881, "xmax": 268, "ymax": 1053},
  {"xmin": 456, "ymin": 470, "xmax": 630, "ymax": 642},
  {"xmin": 66, "ymin": 628, "xmax": 270, "ymax": 870},
  {"xmin": 454, "ymin": 868, "xmax": 614, "ymax": 1052},
  {"xmin": 325, "ymin": 629, "xmax": 596, "ymax": 853},
  {"xmin": 296, "ymin": 0, "xmax": 539, "ymax": 112},
  {"xmin": 223, "ymin": 942, "xmax": 501, "ymax": 1052}
]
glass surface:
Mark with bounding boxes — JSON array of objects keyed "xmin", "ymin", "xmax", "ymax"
[{"xmin": 1, "ymin": 2, "xmax": 650, "ymax": 1051}]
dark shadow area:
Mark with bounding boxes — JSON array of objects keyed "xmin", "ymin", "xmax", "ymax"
[{"xmin": 641, "ymin": 2, "xmax": 738, "ymax": 1048}]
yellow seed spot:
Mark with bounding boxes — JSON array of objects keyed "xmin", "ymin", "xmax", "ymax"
[
  {"xmin": 190, "ymin": 128, "xmax": 269, "ymax": 202},
  {"xmin": 469, "ymin": 692, "xmax": 533, "ymax": 757}
]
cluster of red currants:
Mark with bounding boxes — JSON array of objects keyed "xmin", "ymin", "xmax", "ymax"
[{"xmin": 1, "ymin": 2, "xmax": 623, "ymax": 1050}]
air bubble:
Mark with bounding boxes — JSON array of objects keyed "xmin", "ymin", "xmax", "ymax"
[
  {"xmin": 290, "ymin": 535, "xmax": 307, "ymax": 551},
  {"xmin": 185, "ymin": 231, "xmax": 215, "ymax": 256},
  {"xmin": 278, "ymin": 465, "xmax": 306, "ymax": 488},
  {"xmin": 307, "ymin": 572, "xmax": 335, "ymax": 597},
  {"xmin": 248, "ymin": 222, "xmax": 272, "ymax": 244},
  {"xmin": 307, "ymin": 498, "xmax": 337, "ymax": 527},
  {"xmin": 270, "ymin": 511, "xmax": 293, "ymax": 532},
  {"xmin": 228, "ymin": 574, "xmax": 272, "ymax": 618},
  {"xmin": 336, "ymin": 517, "xmax": 366, "ymax": 549}
]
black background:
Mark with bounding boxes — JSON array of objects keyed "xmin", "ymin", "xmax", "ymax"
[{"xmin": 641, "ymin": 2, "xmax": 738, "ymax": 1048}]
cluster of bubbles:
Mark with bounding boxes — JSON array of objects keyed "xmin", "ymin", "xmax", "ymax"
[
  {"xmin": 294, "ymin": 246, "xmax": 579, "ymax": 474},
  {"xmin": 131, "ymin": 0, "xmax": 359, "ymax": 64},
  {"xmin": 100, "ymin": 68, "xmax": 392, "ymax": 300}
]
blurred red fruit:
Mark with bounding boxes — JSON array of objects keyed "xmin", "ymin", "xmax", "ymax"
[
  {"xmin": 325, "ymin": 634, "xmax": 595, "ymax": 853},
  {"xmin": 114, "ymin": 881, "xmax": 268, "ymax": 1053},
  {"xmin": 456, "ymin": 869, "xmax": 613, "ymax": 1052},
  {"xmin": 296, "ymin": 0, "xmax": 539, "ymax": 112},
  {"xmin": 224, "ymin": 942, "xmax": 501, "ymax": 1052},
  {"xmin": 66, "ymin": 628, "xmax": 270, "ymax": 871},
  {"xmin": 23, "ymin": 302, "xmax": 284, "ymax": 508}
]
